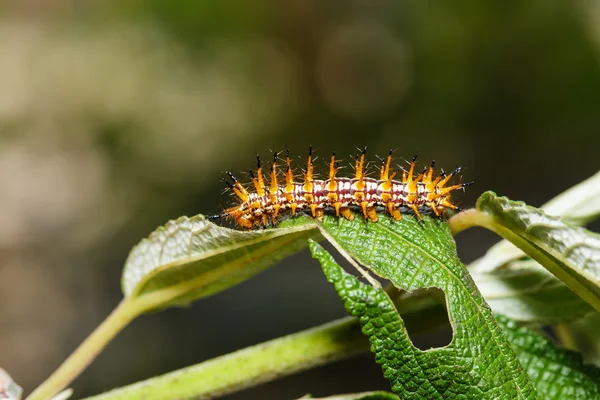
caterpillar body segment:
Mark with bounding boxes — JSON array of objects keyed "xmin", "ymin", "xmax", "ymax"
[{"xmin": 217, "ymin": 148, "xmax": 472, "ymax": 230}]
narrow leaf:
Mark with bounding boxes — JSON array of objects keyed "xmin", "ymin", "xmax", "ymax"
[
  {"xmin": 496, "ymin": 315, "xmax": 600, "ymax": 399},
  {"xmin": 475, "ymin": 192, "xmax": 600, "ymax": 313},
  {"xmin": 121, "ymin": 215, "xmax": 319, "ymax": 311},
  {"xmin": 311, "ymin": 212, "xmax": 537, "ymax": 399}
]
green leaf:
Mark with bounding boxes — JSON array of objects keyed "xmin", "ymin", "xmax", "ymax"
[
  {"xmin": 471, "ymin": 170, "xmax": 600, "ymax": 273},
  {"xmin": 121, "ymin": 214, "xmax": 320, "ymax": 311},
  {"xmin": 28, "ymin": 214, "xmax": 321, "ymax": 400},
  {"xmin": 465, "ymin": 173, "xmax": 600, "ymax": 323},
  {"xmin": 310, "ymin": 213, "xmax": 537, "ymax": 399},
  {"xmin": 474, "ymin": 192, "xmax": 600, "ymax": 313},
  {"xmin": 496, "ymin": 314, "xmax": 600, "ymax": 399},
  {"xmin": 471, "ymin": 259, "xmax": 594, "ymax": 324}
]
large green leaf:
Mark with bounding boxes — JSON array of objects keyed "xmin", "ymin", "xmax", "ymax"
[
  {"xmin": 471, "ymin": 259, "xmax": 594, "ymax": 323},
  {"xmin": 473, "ymin": 192, "xmax": 600, "ymax": 314},
  {"xmin": 121, "ymin": 214, "xmax": 320, "ymax": 311},
  {"xmin": 467, "ymin": 173, "xmax": 600, "ymax": 323},
  {"xmin": 496, "ymin": 315, "xmax": 600, "ymax": 399},
  {"xmin": 471, "ymin": 171, "xmax": 600, "ymax": 273},
  {"xmin": 27, "ymin": 215, "xmax": 325, "ymax": 400},
  {"xmin": 310, "ymin": 213, "xmax": 537, "ymax": 399}
]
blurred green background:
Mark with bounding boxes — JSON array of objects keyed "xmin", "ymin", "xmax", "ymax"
[{"xmin": 1, "ymin": 1, "xmax": 599, "ymax": 398}]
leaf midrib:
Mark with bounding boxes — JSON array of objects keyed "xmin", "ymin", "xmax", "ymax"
[{"xmin": 373, "ymin": 222, "xmax": 527, "ymax": 398}]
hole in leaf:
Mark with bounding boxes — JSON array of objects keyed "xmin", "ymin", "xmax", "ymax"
[{"xmin": 395, "ymin": 286, "xmax": 453, "ymax": 350}]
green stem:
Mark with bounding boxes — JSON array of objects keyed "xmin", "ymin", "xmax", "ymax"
[
  {"xmin": 81, "ymin": 317, "xmax": 367, "ymax": 400},
  {"xmin": 308, "ymin": 392, "xmax": 399, "ymax": 400},
  {"xmin": 80, "ymin": 292, "xmax": 450, "ymax": 400},
  {"xmin": 448, "ymin": 208, "xmax": 489, "ymax": 235},
  {"xmin": 26, "ymin": 299, "xmax": 139, "ymax": 400}
]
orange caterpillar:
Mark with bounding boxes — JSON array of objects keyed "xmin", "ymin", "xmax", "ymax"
[{"xmin": 212, "ymin": 147, "xmax": 472, "ymax": 230}]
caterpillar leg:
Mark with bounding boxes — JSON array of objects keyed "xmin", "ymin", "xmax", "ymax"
[
  {"xmin": 333, "ymin": 201, "xmax": 342, "ymax": 217},
  {"xmin": 271, "ymin": 204, "xmax": 281, "ymax": 221},
  {"xmin": 360, "ymin": 202, "xmax": 369, "ymax": 219},
  {"xmin": 315, "ymin": 208, "xmax": 325, "ymax": 222},
  {"xmin": 235, "ymin": 216, "xmax": 254, "ymax": 230},
  {"xmin": 340, "ymin": 207, "xmax": 355, "ymax": 221},
  {"xmin": 386, "ymin": 203, "xmax": 402, "ymax": 221},
  {"xmin": 367, "ymin": 206, "xmax": 378, "ymax": 222}
]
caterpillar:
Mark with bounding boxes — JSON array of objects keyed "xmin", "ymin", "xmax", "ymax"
[{"xmin": 211, "ymin": 147, "xmax": 473, "ymax": 230}]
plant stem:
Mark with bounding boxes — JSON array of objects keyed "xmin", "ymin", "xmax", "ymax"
[
  {"xmin": 79, "ymin": 292, "xmax": 450, "ymax": 400},
  {"xmin": 26, "ymin": 299, "xmax": 139, "ymax": 400},
  {"xmin": 448, "ymin": 208, "xmax": 490, "ymax": 235},
  {"xmin": 307, "ymin": 391, "xmax": 399, "ymax": 400},
  {"xmin": 81, "ymin": 317, "xmax": 368, "ymax": 400}
]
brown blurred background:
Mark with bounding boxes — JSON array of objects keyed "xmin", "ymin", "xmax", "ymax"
[{"xmin": 1, "ymin": 1, "xmax": 600, "ymax": 398}]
